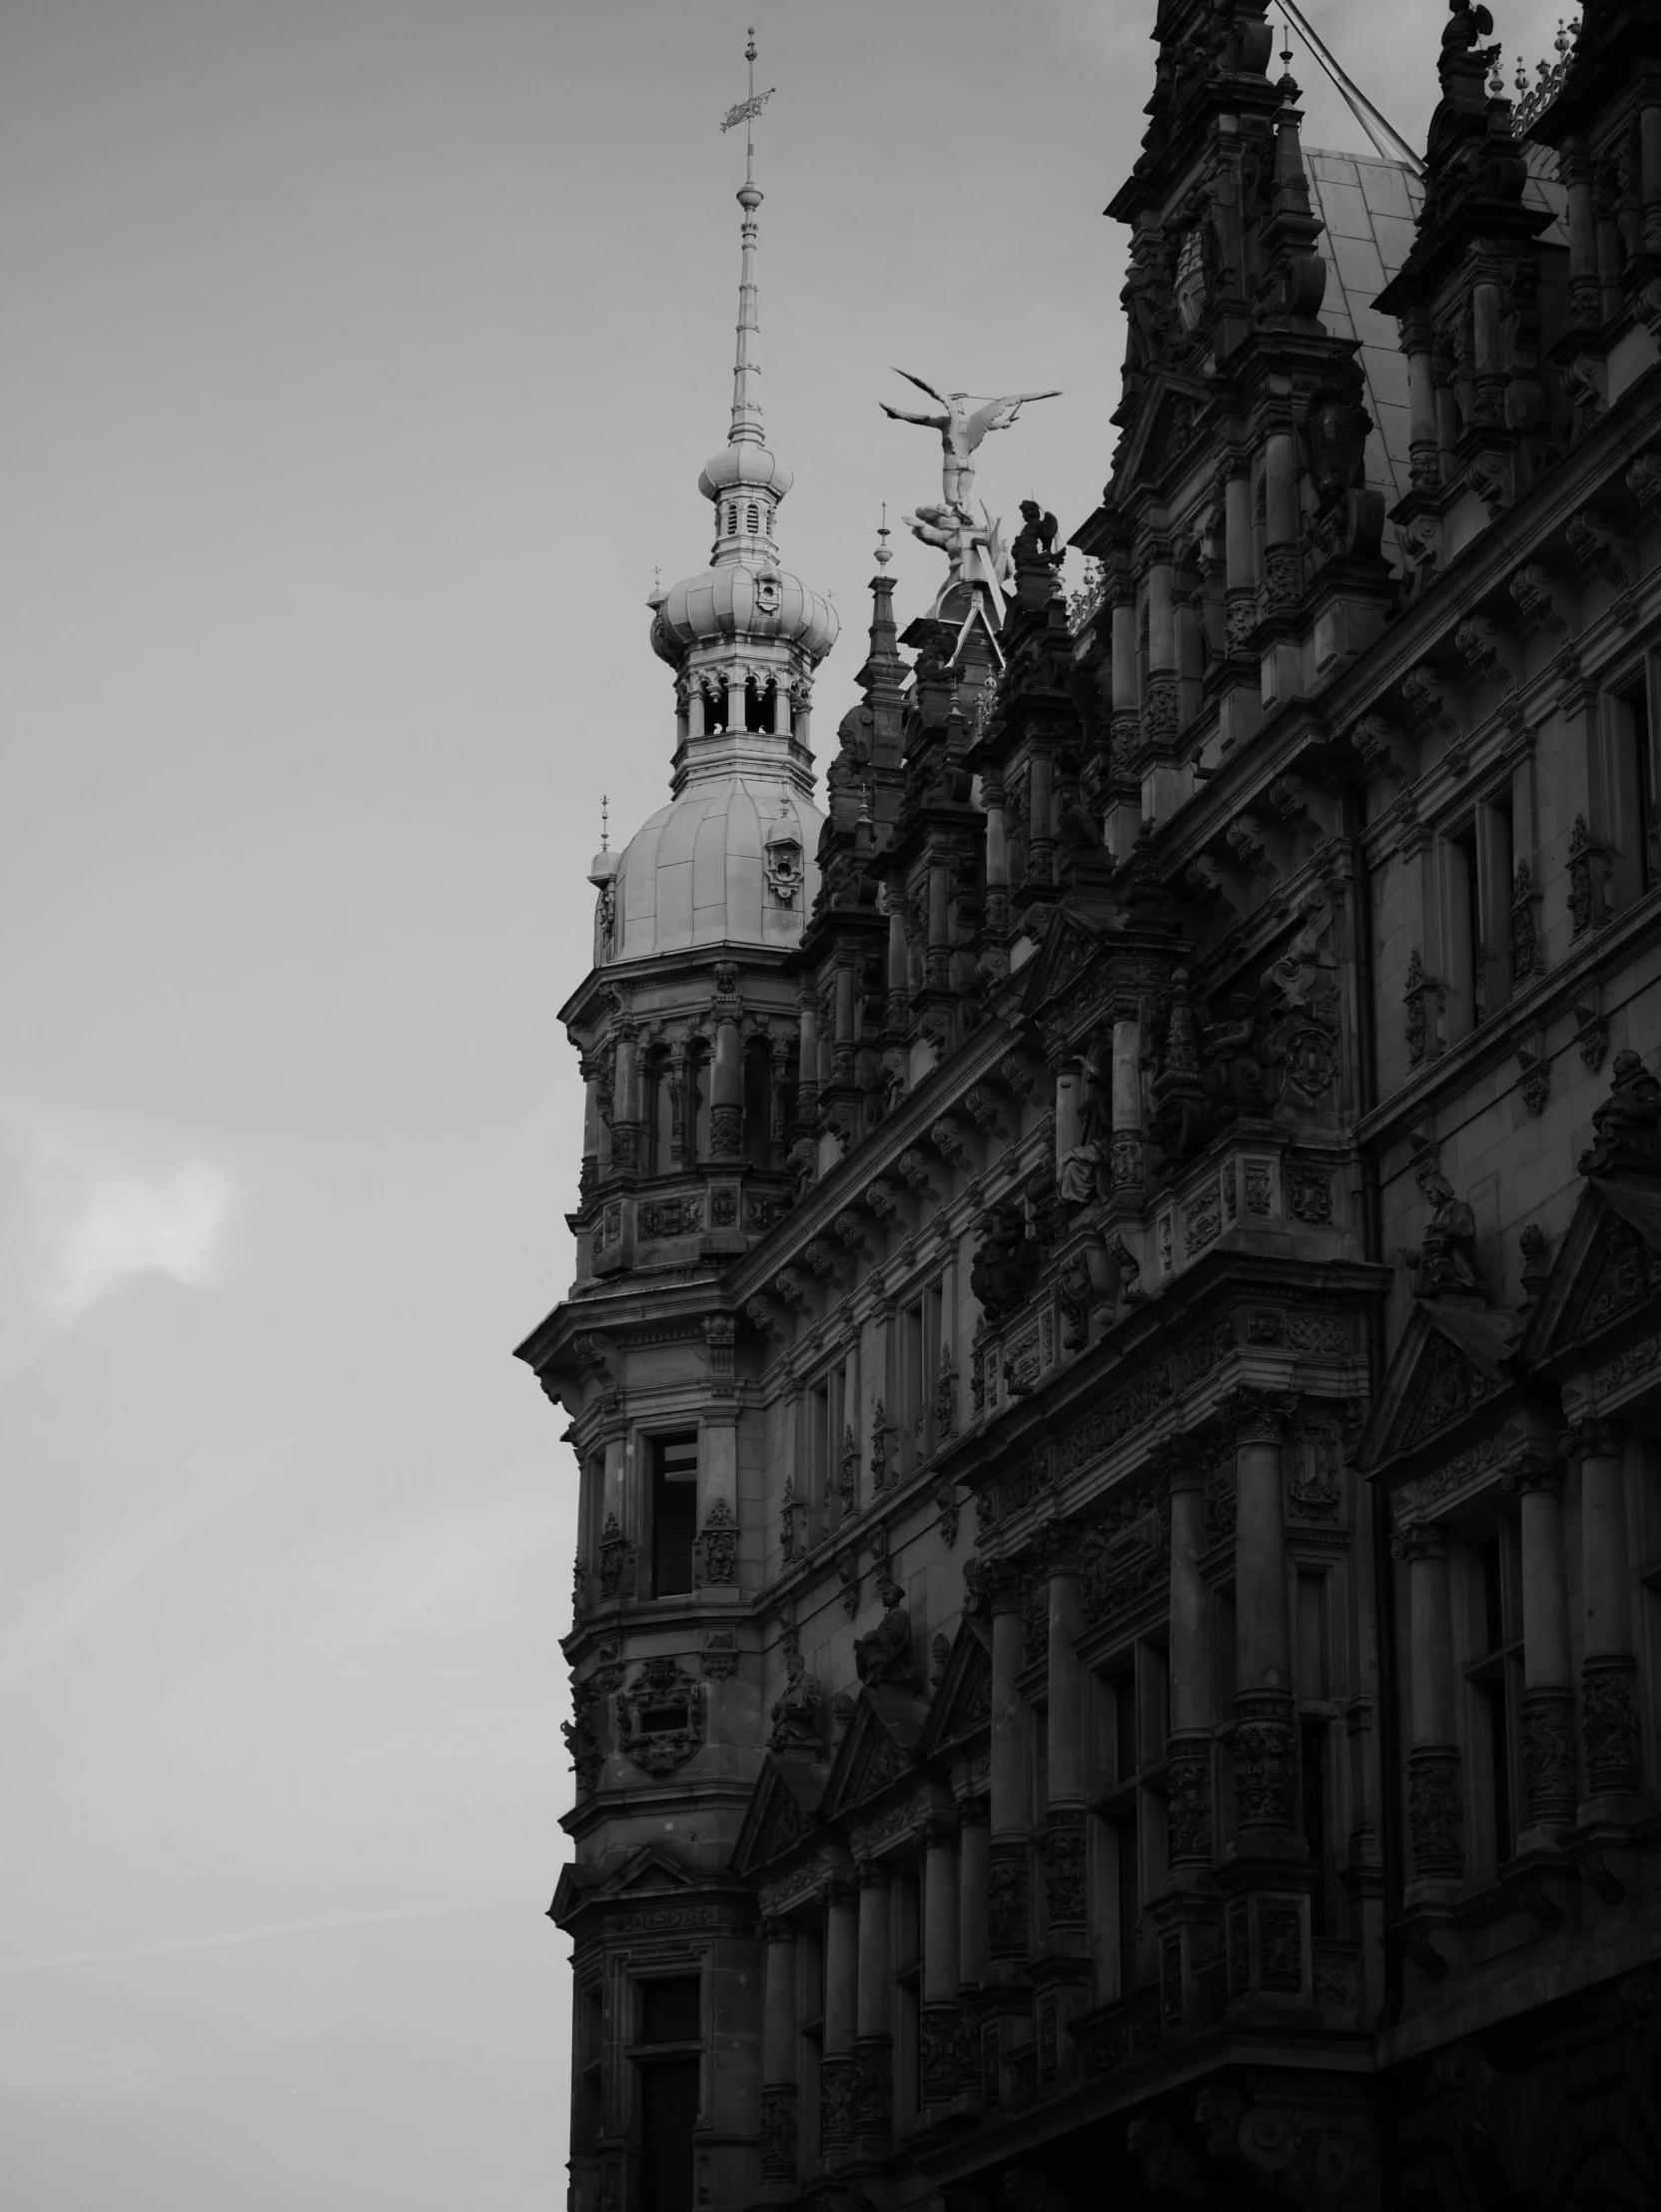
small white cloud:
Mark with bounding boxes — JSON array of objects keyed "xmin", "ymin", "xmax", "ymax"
[{"xmin": 37, "ymin": 1154, "xmax": 238, "ymax": 1323}]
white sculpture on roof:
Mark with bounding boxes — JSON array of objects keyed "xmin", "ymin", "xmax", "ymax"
[{"xmin": 880, "ymin": 369, "xmax": 1060, "ymax": 507}]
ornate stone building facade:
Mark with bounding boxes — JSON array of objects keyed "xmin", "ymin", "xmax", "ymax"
[{"xmin": 518, "ymin": 8, "xmax": 1661, "ymax": 2207}]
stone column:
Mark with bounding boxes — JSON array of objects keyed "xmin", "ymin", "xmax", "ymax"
[
  {"xmin": 1028, "ymin": 749, "xmax": 1055, "ymax": 885},
  {"xmin": 819, "ymin": 1876, "xmax": 859, "ymax": 2166},
  {"xmin": 1395, "ymin": 1523, "xmax": 1463, "ymax": 1886},
  {"xmin": 1043, "ymin": 1532, "xmax": 1088, "ymax": 1941},
  {"xmin": 1517, "ymin": 1460, "xmax": 1576, "ymax": 1839},
  {"xmin": 1143, "ymin": 555, "xmax": 1178, "ymax": 779},
  {"xmin": 579, "ymin": 1055, "xmax": 602, "ymax": 1195},
  {"xmin": 983, "ymin": 771, "xmax": 1010, "ymax": 936},
  {"xmin": 1562, "ymin": 140, "xmax": 1601, "ymax": 332},
  {"xmin": 611, "ymin": 1025, "xmax": 640, "ymax": 1172},
  {"xmin": 1053, "ymin": 1064, "xmax": 1084, "ymax": 1181},
  {"xmin": 1224, "ymin": 464, "xmax": 1254, "ymax": 650},
  {"xmin": 920, "ymin": 1818, "xmax": 959, "ymax": 2120},
  {"xmin": 1111, "ymin": 1000, "xmax": 1144, "ymax": 1193},
  {"xmin": 1642, "ymin": 98, "xmax": 1661, "ymax": 256},
  {"xmin": 1107, "ymin": 589, "xmax": 1142, "ymax": 855},
  {"xmin": 1404, "ymin": 319, "xmax": 1438, "ymax": 492},
  {"xmin": 710, "ymin": 1012, "xmax": 742, "ymax": 1159},
  {"xmin": 1571, "ymin": 1419, "xmax": 1642, "ymax": 1800},
  {"xmin": 759, "ymin": 1917, "xmax": 798, "ymax": 2192},
  {"xmin": 1166, "ymin": 1443, "xmax": 1214, "ymax": 1869},
  {"xmin": 885, "ymin": 888, "xmax": 908, "ymax": 1032},
  {"xmin": 853, "ymin": 1860, "xmax": 892, "ymax": 2153},
  {"xmin": 1231, "ymin": 1393, "xmax": 1298, "ymax": 1847},
  {"xmin": 795, "ymin": 987, "xmax": 818, "ymax": 1143},
  {"xmin": 1262, "ymin": 429, "xmax": 1299, "ymax": 608},
  {"xmin": 988, "ymin": 1571, "xmax": 1030, "ymax": 1972},
  {"xmin": 926, "ymin": 864, "xmax": 951, "ymax": 987},
  {"xmin": 1471, "ymin": 278, "xmax": 1505, "ymax": 428},
  {"xmin": 833, "ymin": 952, "xmax": 857, "ymax": 1082},
  {"xmin": 955, "ymin": 1799, "xmax": 989, "ymax": 2110}
]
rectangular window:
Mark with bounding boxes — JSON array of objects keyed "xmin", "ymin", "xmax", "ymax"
[
  {"xmin": 649, "ymin": 1434, "xmax": 698, "ymax": 1597},
  {"xmin": 1464, "ymin": 1531, "xmax": 1521, "ymax": 1872},
  {"xmin": 638, "ymin": 2062, "xmax": 697, "ymax": 2212},
  {"xmin": 1609, "ymin": 672, "xmax": 1657, "ymax": 905},
  {"xmin": 1475, "ymin": 794, "xmax": 1515, "ymax": 1013},
  {"xmin": 1300, "ymin": 1719, "xmax": 1328, "ymax": 1938},
  {"xmin": 1115, "ymin": 1671, "xmax": 1138, "ymax": 1785},
  {"xmin": 900, "ymin": 1301, "xmax": 924, "ymax": 1471},
  {"xmin": 807, "ymin": 1383, "xmax": 828, "ymax": 1539},
  {"xmin": 635, "ymin": 1975, "xmax": 701, "ymax": 2212},
  {"xmin": 1445, "ymin": 820, "xmax": 1482, "ymax": 1038},
  {"xmin": 1116, "ymin": 1815, "xmax": 1142, "ymax": 1992},
  {"xmin": 576, "ymin": 1982, "xmax": 603, "ymax": 2153}
]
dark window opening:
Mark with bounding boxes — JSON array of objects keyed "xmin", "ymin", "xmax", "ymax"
[
  {"xmin": 743, "ymin": 676, "xmax": 771, "ymax": 732},
  {"xmin": 638, "ymin": 2060, "xmax": 697, "ymax": 2212},
  {"xmin": 1449, "ymin": 820, "xmax": 1484, "ymax": 1028},
  {"xmin": 1612, "ymin": 675, "xmax": 1656, "ymax": 901},
  {"xmin": 650, "ymin": 1434, "xmax": 699, "ymax": 1597},
  {"xmin": 639, "ymin": 1976, "xmax": 700, "ymax": 2045},
  {"xmin": 707, "ymin": 683, "xmax": 730, "ymax": 735},
  {"xmin": 1116, "ymin": 1815, "xmax": 1142, "ymax": 1990},
  {"xmin": 1300, "ymin": 1719, "xmax": 1328, "ymax": 1938},
  {"xmin": 1484, "ymin": 1680, "xmax": 1513, "ymax": 1864},
  {"xmin": 1115, "ymin": 1672, "xmax": 1138, "ymax": 1786},
  {"xmin": 1482, "ymin": 1537, "xmax": 1505, "ymax": 1656},
  {"xmin": 743, "ymin": 1042, "xmax": 771, "ymax": 1168}
]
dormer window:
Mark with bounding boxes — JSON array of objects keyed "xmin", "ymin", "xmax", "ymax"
[{"xmin": 755, "ymin": 571, "xmax": 781, "ymax": 616}]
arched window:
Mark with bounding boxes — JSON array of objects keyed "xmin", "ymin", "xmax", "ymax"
[
  {"xmin": 726, "ymin": 502, "xmax": 738, "ymax": 535},
  {"xmin": 746, "ymin": 500, "xmax": 759, "ymax": 534},
  {"xmin": 707, "ymin": 683, "xmax": 729, "ymax": 734},
  {"xmin": 743, "ymin": 676, "xmax": 769, "ymax": 732},
  {"xmin": 743, "ymin": 1040, "xmax": 772, "ymax": 1169},
  {"xmin": 687, "ymin": 1045, "xmax": 711, "ymax": 1161}
]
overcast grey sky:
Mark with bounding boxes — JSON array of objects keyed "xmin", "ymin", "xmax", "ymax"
[{"xmin": 0, "ymin": 2, "xmax": 1573, "ymax": 2204}]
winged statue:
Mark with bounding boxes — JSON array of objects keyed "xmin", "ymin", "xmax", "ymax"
[{"xmin": 880, "ymin": 369, "xmax": 1061, "ymax": 507}]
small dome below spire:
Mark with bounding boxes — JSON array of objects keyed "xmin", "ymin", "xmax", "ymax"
[{"xmin": 697, "ymin": 444, "xmax": 795, "ymax": 502}]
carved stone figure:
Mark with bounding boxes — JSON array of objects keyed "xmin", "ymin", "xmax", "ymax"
[
  {"xmin": 1010, "ymin": 498, "xmax": 1062, "ymax": 572},
  {"xmin": 1579, "ymin": 1048, "xmax": 1661, "ymax": 1178},
  {"xmin": 768, "ymin": 1646, "xmax": 823, "ymax": 1752},
  {"xmin": 1407, "ymin": 1171, "xmax": 1485, "ymax": 1298},
  {"xmin": 853, "ymin": 1574, "xmax": 915, "ymax": 1687},
  {"xmin": 970, "ymin": 1197, "xmax": 1043, "ymax": 1321},
  {"xmin": 880, "ymin": 369, "xmax": 1061, "ymax": 507}
]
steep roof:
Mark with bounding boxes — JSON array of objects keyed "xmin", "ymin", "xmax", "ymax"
[{"xmin": 1303, "ymin": 143, "xmax": 1570, "ymax": 530}]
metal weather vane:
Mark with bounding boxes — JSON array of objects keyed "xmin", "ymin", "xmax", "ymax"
[{"xmin": 720, "ymin": 29, "xmax": 775, "ymax": 157}]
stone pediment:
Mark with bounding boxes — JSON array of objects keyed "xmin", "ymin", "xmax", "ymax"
[
  {"xmin": 1359, "ymin": 1298, "xmax": 1516, "ymax": 1477},
  {"xmin": 547, "ymin": 1843, "xmax": 694, "ymax": 1931},
  {"xmin": 1522, "ymin": 1177, "xmax": 1661, "ymax": 1368},
  {"xmin": 918, "ymin": 1618, "xmax": 994, "ymax": 1758},
  {"xmin": 1111, "ymin": 378, "xmax": 1214, "ymax": 506},
  {"xmin": 729, "ymin": 1755, "xmax": 830, "ymax": 1880},
  {"xmin": 1020, "ymin": 906, "xmax": 1108, "ymax": 1022},
  {"xmin": 817, "ymin": 1687, "xmax": 930, "ymax": 1828}
]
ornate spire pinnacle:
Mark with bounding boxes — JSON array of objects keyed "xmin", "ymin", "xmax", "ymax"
[{"xmin": 719, "ymin": 30, "xmax": 775, "ymax": 450}]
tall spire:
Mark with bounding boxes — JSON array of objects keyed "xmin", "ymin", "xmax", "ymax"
[{"xmin": 720, "ymin": 30, "xmax": 775, "ymax": 449}]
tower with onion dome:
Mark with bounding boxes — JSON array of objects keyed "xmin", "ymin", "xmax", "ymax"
[{"xmin": 521, "ymin": 45, "xmax": 841, "ymax": 2212}]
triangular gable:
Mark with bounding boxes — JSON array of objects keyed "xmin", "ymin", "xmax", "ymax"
[
  {"xmin": 818, "ymin": 1687, "xmax": 930, "ymax": 1828},
  {"xmin": 1359, "ymin": 1298, "xmax": 1516, "ymax": 1476},
  {"xmin": 1110, "ymin": 377, "xmax": 1216, "ymax": 507},
  {"xmin": 729, "ymin": 1755, "xmax": 830, "ymax": 1881},
  {"xmin": 547, "ymin": 1860, "xmax": 599, "ymax": 1930},
  {"xmin": 919, "ymin": 1617, "xmax": 994, "ymax": 1760},
  {"xmin": 1523, "ymin": 1176, "xmax": 1661, "ymax": 1367},
  {"xmin": 1020, "ymin": 905, "xmax": 1107, "ymax": 1021}
]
